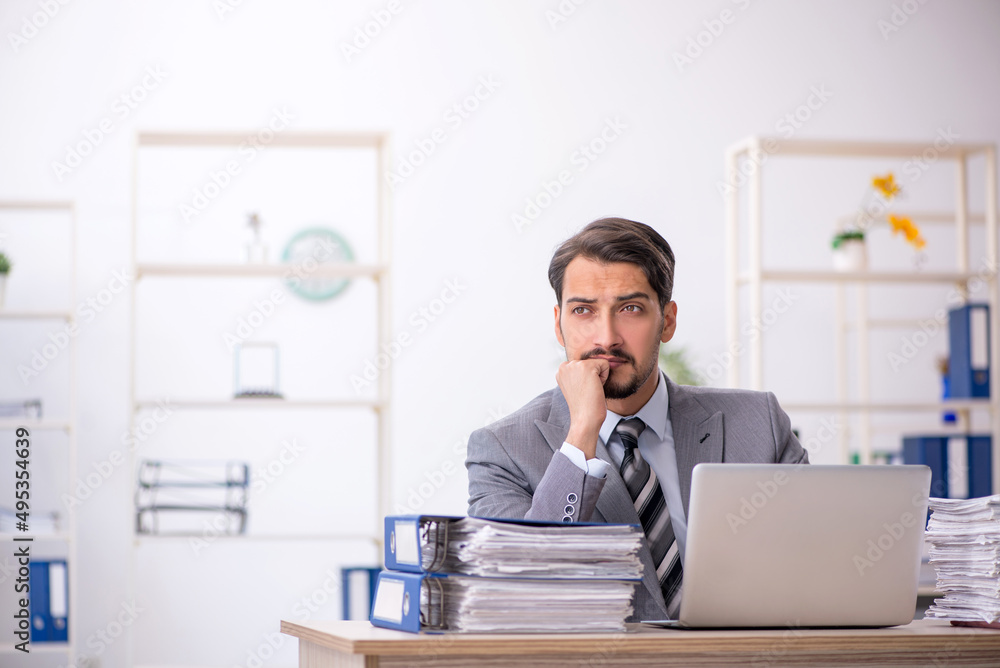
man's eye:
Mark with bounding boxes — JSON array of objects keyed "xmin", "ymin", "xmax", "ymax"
[
  {"xmin": 623, "ymin": 304, "xmax": 641, "ymax": 312},
  {"xmin": 573, "ymin": 306, "xmax": 589, "ymax": 315}
]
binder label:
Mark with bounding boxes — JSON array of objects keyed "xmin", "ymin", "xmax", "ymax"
[
  {"xmin": 371, "ymin": 577, "xmax": 406, "ymax": 624},
  {"xmin": 947, "ymin": 437, "xmax": 969, "ymax": 499},
  {"xmin": 971, "ymin": 307, "xmax": 987, "ymax": 369},
  {"xmin": 392, "ymin": 519, "xmax": 419, "ymax": 565}
]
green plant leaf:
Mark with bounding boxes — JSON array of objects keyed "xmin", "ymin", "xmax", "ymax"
[
  {"xmin": 658, "ymin": 345, "xmax": 703, "ymax": 386},
  {"xmin": 831, "ymin": 230, "xmax": 864, "ymax": 249}
]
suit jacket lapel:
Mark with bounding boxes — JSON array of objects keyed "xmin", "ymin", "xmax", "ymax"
[{"xmin": 667, "ymin": 378, "xmax": 725, "ymax": 517}]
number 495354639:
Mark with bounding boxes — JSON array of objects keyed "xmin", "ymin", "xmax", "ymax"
[{"xmin": 14, "ymin": 427, "xmax": 29, "ymax": 528}]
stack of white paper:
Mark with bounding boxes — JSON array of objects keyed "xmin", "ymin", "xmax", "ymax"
[
  {"xmin": 403, "ymin": 516, "xmax": 642, "ymax": 632},
  {"xmin": 422, "ymin": 517, "xmax": 644, "ymax": 579},
  {"xmin": 433, "ymin": 576, "xmax": 636, "ymax": 633},
  {"xmin": 924, "ymin": 495, "xmax": 1000, "ymax": 624}
]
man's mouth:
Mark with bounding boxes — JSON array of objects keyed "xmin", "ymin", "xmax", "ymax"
[{"xmin": 588, "ymin": 353, "xmax": 630, "ymax": 369}]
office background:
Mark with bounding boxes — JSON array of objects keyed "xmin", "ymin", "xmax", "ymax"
[{"xmin": 0, "ymin": 1, "xmax": 997, "ymax": 666}]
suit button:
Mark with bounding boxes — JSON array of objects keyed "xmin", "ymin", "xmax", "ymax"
[
  {"xmin": 566, "ymin": 493, "xmax": 578, "ymax": 504},
  {"xmin": 561, "ymin": 515, "xmax": 573, "ymax": 522},
  {"xmin": 564, "ymin": 505, "xmax": 575, "ymax": 515}
]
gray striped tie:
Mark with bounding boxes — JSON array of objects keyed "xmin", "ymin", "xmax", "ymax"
[{"xmin": 615, "ymin": 417, "xmax": 683, "ymax": 618}]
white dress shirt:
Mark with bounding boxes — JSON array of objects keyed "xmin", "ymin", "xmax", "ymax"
[{"xmin": 560, "ymin": 371, "xmax": 688, "ymax": 563}]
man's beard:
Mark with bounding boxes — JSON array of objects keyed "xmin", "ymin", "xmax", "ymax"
[{"xmin": 581, "ymin": 337, "xmax": 661, "ymax": 400}]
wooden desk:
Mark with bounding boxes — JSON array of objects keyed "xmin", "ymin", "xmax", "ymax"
[{"xmin": 280, "ymin": 618, "xmax": 1000, "ymax": 667}]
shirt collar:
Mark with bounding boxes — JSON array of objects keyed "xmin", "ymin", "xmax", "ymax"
[{"xmin": 599, "ymin": 370, "xmax": 670, "ymax": 445}]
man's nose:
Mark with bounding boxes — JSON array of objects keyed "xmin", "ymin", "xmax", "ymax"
[{"xmin": 594, "ymin": 312, "xmax": 623, "ymax": 350}]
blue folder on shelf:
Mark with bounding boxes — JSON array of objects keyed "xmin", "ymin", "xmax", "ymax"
[
  {"xmin": 903, "ymin": 436, "xmax": 949, "ymax": 498},
  {"xmin": 28, "ymin": 561, "xmax": 50, "ymax": 642},
  {"xmin": 948, "ymin": 303, "xmax": 990, "ymax": 399},
  {"xmin": 29, "ymin": 560, "xmax": 68, "ymax": 643},
  {"xmin": 902, "ymin": 434, "xmax": 993, "ymax": 500},
  {"xmin": 340, "ymin": 566, "xmax": 383, "ymax": 621},
  {"xmin": 968, "ymin": 435, "xmax": 994, "ymax": 499}
]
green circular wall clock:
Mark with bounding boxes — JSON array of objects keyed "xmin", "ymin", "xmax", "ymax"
[{"xmin": 282, "ymin": 227, "xmax": 354, "ymax": 301}]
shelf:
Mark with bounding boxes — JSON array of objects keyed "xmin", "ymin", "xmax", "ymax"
[
  {"xmin": 0, "ymin": 419, "xmax": 72, "ymax": 431},
  {"xmin": 136, "ymin": 262, "xmax": 386, "ymax": 279},
  {"xmin": 836, "ymin": 211, "xmax": 987, "ymax": 226},
  {"xmin": 134, "ymin": 398, "xmax": 385, "ymax": 411},
  {"xmin": 727, "ymin": 136, "xmax": 993, "ymax": 159},
  {"xmin": 738, "ymin": 270, "xmax": 987, "ymax": 285},
  {"xmin": 868, "ymin": 423, "xmax": 987, "ymax": 434},
  {"xmin": 0, "ymin": 310, "xmax": 73, "ymax": 320},
  {"xmin": 0, "ymin": 200, "xmax": 73, "ymax": 211},
  {"xmin": 783, "ymin": 400, "xmax": 991, "ymax": 413},
  {"xmin": 138, "ymin": 130, "xmax": 385, "ymax": 148},
  {"xmin": 726, "ymin": 137, "xmax": 999, "ymax": 484},
  {"xmin": 1, "ymin": 198, "xmax": 78, "ymax": 668},
  {"xmin": 130, "ymin": 130, "xmax": 393, "ymax": 667},
  {"xmin": 843, "ymin": 318, "xmax": 926, "ymax": 330}
]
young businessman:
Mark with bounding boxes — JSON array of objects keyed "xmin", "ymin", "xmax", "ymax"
[{"xmin": 465, "ymin": 217, "xmax": 809, "ymax": 621}]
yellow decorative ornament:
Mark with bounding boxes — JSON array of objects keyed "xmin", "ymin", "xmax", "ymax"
[
  {"xmin": 872, "ymin": 172, "xmax": 901, "ymax": 199},
  {"xmin": 888, "ymin": 214, "xmax": 926, "ymax": 250}
]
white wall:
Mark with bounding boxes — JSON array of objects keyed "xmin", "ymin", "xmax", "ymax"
[{"xmin": 0, "ymin": 1, "xmax": 997, "ymax": 666}]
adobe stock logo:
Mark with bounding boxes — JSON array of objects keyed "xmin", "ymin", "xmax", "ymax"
[
  {"xmin": 877, "ymin": 0, "xmax": 930, "ymax": 40},
  {"xmin": 51, "ymin": 66, "xmax": 167, "ymax": 182},
  {"xmin": 85, "ymin": 600, "xmax": 143, "ymax": 659},
  {"xmin": 178, "ymin": 107, "xmax": 294, "ymax": 222},
  {"xmin": 7, "ymin": 0, "xmax": 72, "ymax": 53},
  {"xmin": 672, "ymin": 0, "xmax": 754, "ymax": 74},
  {"xmin": 350, "ymin": 278, "xmax": 467, "ymax": 393},
  {"xmin": 545, "ymin": 0, "xmax": 588, "ymax": 30},
  {"xmin": 340, "ymin": 0, "xmax": 403, "ymax": 63},
  {"xmin": 725, "ymin": 469, "xmax": 790, "ymax": 534},
  {"xmin": 511, "ymin": 117, "xmax": 628, "ymax": 232},
  {"xmin": 853, "ymin": 511, "xmax": 920, "ymax": 576},
  {"xmin": 19, "ymin": 268, "xmax": 134, "ymax": 384},
  {"xmin": 383, "ymin": 76, "xmax": 501, "ymax": 191}
]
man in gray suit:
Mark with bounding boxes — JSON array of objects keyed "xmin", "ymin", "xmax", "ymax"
[{"xmin": 466, "ymin": 217, "xmax": 808, "ymax": 621}]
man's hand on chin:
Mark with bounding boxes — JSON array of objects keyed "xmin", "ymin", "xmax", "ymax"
[{"xmin": 557, "ymin": 358, "xmax": 609, "ymax": 459}]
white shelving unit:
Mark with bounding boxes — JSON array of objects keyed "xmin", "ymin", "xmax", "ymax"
[
  {"xmin": 126, "ymin": 131, "xmax": 392, "ymax": 666},
  {"xmin": 724, "ymin": 137, "xmax": 999, "ymax": 493},
  {"xmin": 0, "ymin": 200, "xmax": 78, "ymax": 663}
]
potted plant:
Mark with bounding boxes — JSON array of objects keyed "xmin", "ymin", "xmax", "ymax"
[
  {"xmin": 831, "ymin": 229, "xmax": 866, "ymax": 272},
  {"xmin": 0, "ymin": 252, "xmax": 10, "ymax": 308},
  {"xmin": 834, "ymin": 172, "xmax": 927, "ymax": 273},
  {"xmin": 658, "ymin": 345, "xmax": 703, "ymax": 386}
]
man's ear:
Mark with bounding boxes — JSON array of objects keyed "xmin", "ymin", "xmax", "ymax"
[
  {"xmin": 554, "ymin": 304, "xmax": 565, "ymax": 347},
  {"xmin": 660, "ymin": 301, "xmax": 677, "ymax": 343}
]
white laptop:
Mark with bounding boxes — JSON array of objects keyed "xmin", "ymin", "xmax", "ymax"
[{"xmin": 647, "ymin": 463, "xmax": 931, "ymax": 628}]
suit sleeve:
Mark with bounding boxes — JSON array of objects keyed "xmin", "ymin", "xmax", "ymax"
[
  {"xmin": 466, "ymin": 426, "xmax": 606, "ymax": 522},
  {"xmin": 766, "ymin": 391, "xmax": 809, "ymax": 464}
]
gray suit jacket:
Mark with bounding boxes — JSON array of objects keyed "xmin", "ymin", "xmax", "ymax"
[{"xmin": 465, "ymin": 376, "xmax": 809, "ymax": 621}]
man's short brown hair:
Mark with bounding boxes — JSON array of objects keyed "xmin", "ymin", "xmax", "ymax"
[{"xmin": 548, "ymin": 217, "xmax": 676, "ymax": 309}]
